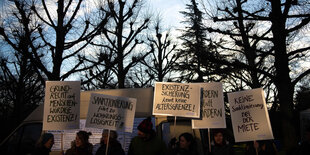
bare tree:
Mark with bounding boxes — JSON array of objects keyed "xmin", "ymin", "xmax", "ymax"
[
  {"xmin": 127, "ymin": 62, "xmax": 153, "ymax": 88},
  {"xmin": 204, "ymin": 0, "xmax": 275, "ymax": 102},
  {"xmin": 0, "ymin": 0, "xmax": 109, "ymax": 141},
  {"xmin": 202, "ymin": 0, "xmax": 310, "ymax": 151},
  {"xmin": 83, "ymin": 0, "xmax": 151, "ymax": 88},
  {"xmin": 29, "ymin": 0, "xmax": 108, "ymax": 81},
  {"xmin": 81, "ymin": 46, "xmax": 117, "ymax": 90},
  {"xmin": 0, "ymin": 0, "xmax": 44, "ymax": 141},
  {"xmin": 0, "ymin": 0, "xmax": 46, "ymax": 83},
  {"xmin": 0, "ymin": 53, "xmax": 44, "ymax": 141},
  {"xmin": 140, "ymin": 18, "xmax": 178, "ymax": 83}
]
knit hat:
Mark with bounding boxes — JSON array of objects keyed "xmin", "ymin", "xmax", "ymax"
[
  {"xmin": 42, "ymin": 133, "xmax": 54, "ymax": 145},
  {"xmin": 138, "ymin": 117, "xmax": 153, "ymax": 134},
  {"xmin": 212, "ymin": 129, "xmax": 224, "ymax": 135}
]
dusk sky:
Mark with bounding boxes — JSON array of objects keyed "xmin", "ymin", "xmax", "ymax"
[
  {"xmin": 0, "ymin": 0, "xmax": 188, "ymax": 29},
  {"xmin": 147, "ymin": 0, "xmax": 187, "ymax": 29}
]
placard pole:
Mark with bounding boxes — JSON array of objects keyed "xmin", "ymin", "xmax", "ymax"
[
  {"xmin": 208, "ymin": 128, "xmax": 211, "ymax": 152},
  {"xmin": 105, "ymin": 130, "xmax": 110, "ymax": 155},
  {"xmin": 61, "ymin": 132, "xmax": 64, "ymax": 151},
  {"xmin": 254, "ymin": 140, "xmax": 258, "ymax": 155},
  {"xmin": 123, "ymin": 134, "xmax": 126, "ymax": 151},
  {"xmin": 174, "ymin": 116, "xmax": 177, "ymax": 138}
]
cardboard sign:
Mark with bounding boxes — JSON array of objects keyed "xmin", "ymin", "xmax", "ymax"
[
  {"xmin": 152, "ymin": 82, "xmax": 200, "ymax": 118},
  {"xmin": 43, "ymin": 81, "xmax": 80, "ymax": 130},
  {"xmin": 228, "ymin": 88, "xmax": 274, "ymax": 142},
  {"xmin": 85, "ymin": 93, "xmax": 136, "ymax": 133},
  {"xmin": 192, "ymin": 82, "xmax": 226, "ymax": 129}
]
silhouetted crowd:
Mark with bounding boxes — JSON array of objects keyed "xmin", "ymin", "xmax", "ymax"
[{"xmin": 32, "ymin": 118, "xmax": 310, "ymax": 155}]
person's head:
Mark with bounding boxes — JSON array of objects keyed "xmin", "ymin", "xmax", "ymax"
[
  {"xmin": 37, "ymin": 133, "xmax": 54, "ymax": 149},
  {"xmin": 179, "ymin": 132, "xmax": 194, "ymax": 150},
  {"xmin": 212, "ymin": 129, "xmax": 226, "ymax": 145},
  {"xmin": 101, "ymin": 130, "xmax": 118, "ymax": 144},
  {"xmin": 137, "ymin": 117, "xmax": 153, "ymax": 140},
  {"xmin": 75, "ymin": 131, "xmax": 92, "ymax": 148}
]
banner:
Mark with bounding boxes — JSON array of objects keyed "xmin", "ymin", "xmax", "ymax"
[
  {"xmin": 43, "ymin": 81, "xmax": 80, "ymax": 130},
  {"xmin": 192, "ymin": 82, "xmax": 226, "ymax": 129},
  {"xmin": 228, "ymin": 88, "xmax": 274, "ymax": 142},
  {"xmin": 85, "ymin": 93, "xmax": 136, "ymax": 133},
  {"xmin": 152, "ymin": 82, "xmax": 200, "ymax": 118}
]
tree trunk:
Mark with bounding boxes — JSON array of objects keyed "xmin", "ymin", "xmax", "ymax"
[
  {"xmin": 271, "ymin": 0, "xmax": 297, "ymax": 153},
  {"xmin": 53, "ymin": 0, "xmax": 65, "ymax": 81},
  {"xmin": 235, "ymin": 0, "xmax": 260, "ymax": 89}
]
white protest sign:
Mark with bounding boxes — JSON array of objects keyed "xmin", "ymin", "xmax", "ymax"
[
  {"xmin": 192, "ymin": 82, "xmax": 226, "ymax": 129},
  {"xmin": 152, "ymin": 82, "xmax": 201, "ymax": 118},
  {"xmin": 43, "ymin": 81, "xmax": 80, "ymax": 130},
  {"xmin": 85, "ymin": 93, "xmax": 136, "ymax": 133},
  {"xmin": 228, "ymin": 88, "xmax": 274, "ymax": 142}
]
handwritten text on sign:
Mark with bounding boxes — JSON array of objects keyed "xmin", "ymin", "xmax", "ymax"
[
  {"xmin": 43, "ymin": 81, "xmax": 80, "ymax": 130},
  {"xmin": 228, "ymin": 88, "xmax": 273, "ymax": 142},
  {"xmin": 192, "ymin": 82, "xmax": 226, "ymax": 129},
  {"xmin": 86, "ymin": 93, "xmax": 136, "ymax": 133},
  {"xmin": 152, "ymin": 82, "xmax": 200, "ymax": 118}
]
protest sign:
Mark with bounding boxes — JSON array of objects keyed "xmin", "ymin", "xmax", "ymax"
[
  {"xmin": 43, "ymin": 81, "xmax": 80, "ymax": 130},
  {"xmin": 152, "ymin": 82, "xmax": 200, "ymax": 118},
  {"xmin": 85, "ymin": 93, "xmax": 136, "ymax": 133},
  {"xmin": 192, "ymin": 82, "xmax": 226, "ymax": 129},
  {"xmin": 228, "ymin": 88, "xmax": 274, "ymax": 142}
]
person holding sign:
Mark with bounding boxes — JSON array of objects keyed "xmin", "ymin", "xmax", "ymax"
[
  {"xmin": 64, "ymin": 131, "xmax": 93, "ymax": 155},
  {"xmin": 245, "ymin": 140, "xmax": 277, "ymax": 155},
  {"xmin": 170, "ymin": 132, "xmax": 199, "ymax": 155},
  {"xmin": 95, "ymin": 130, "xmax": 125, "ymax": 155},
  {"xmin": 207, "ymin": 129, "xmax": 234, "ymax": 155},
  {"xmin": 32, "ymin": 133, "xmax": 54, "ymax": 155},
  {"xmin": 128, "ymin": 117, "xmax": 167, "ymax": 155}
]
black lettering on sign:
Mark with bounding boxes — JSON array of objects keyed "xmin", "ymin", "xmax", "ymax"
[
  {"xmin": 234, "ymin": 95, "xmax": 254, "ymax": 104},
  {"xmin": 237, "ymin": 110, "xmax": 259, "ymax": 133},
  {"xmin": 162, "ymin": 97, "xmax": 174, "ymax": 103},
  {"xmin": 47, "ymin": 114, "xmax": 77, "ymax": 122},
  {"xmin": 237, "ymin": 123, "xmax": 259, "ymax": 133},
  {"xmin": 90, "ymin": 118, "xmax": 120, "ymax": 128},
  {"xmin": 155, "ymin": 103, "xmax": 195, "ymax": 112},
  {"xmin": 98, "ymin": 106, "xmax": 109, "ymax": 112},
  {"xmin": 50, "ymin": 85, "xmax": 72, "ymax": 92},
  {"xmin": 50, "ymin": 92, "xmax": 68, "ymax": 99},
  {"xmin": 202, "ymin": 108, "xmax": 222, "ymax": 118},
  {"xmin": 231, "ymin": 103, "xmax": 264, "ymax": 112},
  {"xmin": 202, "ymin": 90, "xmax": 218, "ymax": 98},
  {"xmin": 92, "ymin": 97, "xmax": 133, "ymax": 110},
  {"xmin": 162, "ymin": 84, "xmax": 189, "ymax": 92},
  {"xmin": 160, "ymin": 84, "xmax": 191, "ymax": 99},
  {"xmin": 49, "ymin": 106, "xmax": 72, "ymax": 114},
  {"xmin": 47, "ymin": 84, "xmax": 78, "ymax": 125},
  {"xmin": 49, "ymin": 99, "xmax": 77, "ymax": 107},
  {"xmin": 92, "ymin": 112, "xmax": 122, "ymax": 120},
  {"xmin": 203, "ymin": 99, "xmax": 213, "ymax": 107}
]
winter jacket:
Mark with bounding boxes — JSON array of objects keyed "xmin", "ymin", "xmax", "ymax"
[
  {"xmin": 127, "ymin": 136, "xmax": 167, "ymax": 155},
  {"xmin": 95, "ymin": 141, "xmax": 125, "ymax": 155},
  {"xmin": 32, "ymin": 146, "xmax": 51, "ymax": 155}
]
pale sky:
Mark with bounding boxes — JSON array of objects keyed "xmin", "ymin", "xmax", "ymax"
[
  {"xmin": 0, "ymin": 0, "xmax": 189, "ymax": 29},
  {"xmin": 147, "ymin": 0, "xmax": 188, "ymax": 29}
]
